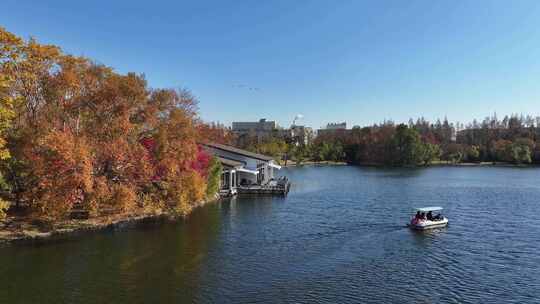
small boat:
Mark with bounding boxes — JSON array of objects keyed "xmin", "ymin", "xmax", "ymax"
[{"xmin": 409, "ymin": 206, "xmax": 448, "ymax": 230}]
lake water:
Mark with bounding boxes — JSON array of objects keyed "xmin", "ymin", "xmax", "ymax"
[{"xmin": 2, "ymin": 166, "xmax": 540, "ymax": 303}]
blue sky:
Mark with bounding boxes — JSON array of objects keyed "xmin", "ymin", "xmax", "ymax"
[{"xmin": 2, "ymin": 0, "xmax": 540, "ymax": 128}]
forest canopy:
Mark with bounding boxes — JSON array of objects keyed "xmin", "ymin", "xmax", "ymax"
[
  {"xmin": 307, "ymin": 115, "xmax": 540, "ymax": 166},
  {"xmin": 238, "ymin": 115, "xmax": 540, "ymax": 167},
  {"xmin": 0, "ymin": 27, "xmax": 226, "ymax": 219}
]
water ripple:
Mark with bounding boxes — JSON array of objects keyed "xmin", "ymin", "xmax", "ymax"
[{"xmin": 2, "ymin": 166, "xmax": 540, "ymax": 303}]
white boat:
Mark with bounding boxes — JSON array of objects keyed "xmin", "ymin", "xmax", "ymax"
[{"xmin": 409, "ymin": 206, "xmax": 448, "ymax": 230}]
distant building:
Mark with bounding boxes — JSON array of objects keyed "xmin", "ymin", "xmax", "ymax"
[
  {"xmin": 232, "ymin": 118, "xmax": 280, "ymax": 145},
  {"xmin": 231, "ymin": 118, "xmax": 315, "ymax": 147},
  {"xmin": 317, "ymin": 122, "xmax": 348, "ymax": 136},
  {"xmin": 232, "ymin": 118, "xmax": 277, "ymax": 133},
  {"xmin": 325, "ymin": 122, "xmax": 347, "ymax": 130},
  {"xmin": 289, "ymin": 125, "xmax": 314, "ymax": 146}
]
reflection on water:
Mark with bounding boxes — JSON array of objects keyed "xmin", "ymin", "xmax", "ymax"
[{"xmin": 2, "ymin": 166, "xmax": 540, "ymax": 303}]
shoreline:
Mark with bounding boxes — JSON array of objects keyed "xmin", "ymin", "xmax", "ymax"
[
  {"xmin": 281, "ymin": 160, "xmax": 347, "ymax": 167},
  {"xmin": 282, "ymin": 160, "xmax": 539, "ymax": 168},
  {"xmin": 0, "ymin": 195, "xmax": 219, "ymax": 245},
  {"xmin": 355, "ymin": 161, "xmax": 530, "ymax": 167},
  {"xmin": 2, "ymin": 161, "xmax": 537, "ymax": 245},
  {"xmin": 420, "ymin": 161, "xmax": 539, "ymax": 168},
  {"xmin": 432, "ymin": 161, "xmax": 540, "ymax": 167}
]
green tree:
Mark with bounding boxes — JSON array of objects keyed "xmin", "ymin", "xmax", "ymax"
[
  {"xmin": 510, "ymin": 142, "xmax": 531, "ymax": 164},
  {"xmin": 206, "ymin": 157, "xmax": 222, "ymax": 197},
  {"xmin": 288, "ymin": 145, "xmax": 306, "ymax": 165},
  {"xmin": 420, "ymin": 143, "xmax": 441, "ymax": 165},
  {"xmin": 389, "ymin": 124, "xmax": 424, "ymax": 166},
  {"xmin": 247, "ymin": 138, "xmax": 288, "ymax": 161},
  {"xmin": 493, "ymin": 140, "xmax": 513, "ymax": 162},
  {"xmin": 444, "ymin": 143, "xmax": 464, "ymax": 163},
  {"xmin": 465, "ymin": 145, "xmax": 480, "ymax": 162}
]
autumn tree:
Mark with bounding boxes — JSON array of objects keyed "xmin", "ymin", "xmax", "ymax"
[
  {"xmin": 0, "ymin": 27, "xmax": 222, "ymax": 220},
  {"xmin": 0, "ymin": 74, "xmax": 15, "ymax": 218},
  {"xmin": 24, "ymin": 130, "xmax": 93, "ymax": 218}
]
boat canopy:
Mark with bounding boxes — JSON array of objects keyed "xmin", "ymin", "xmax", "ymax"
[{"xmin": 414, "ymin": 206, "xmax": 443, "ymax": 212}]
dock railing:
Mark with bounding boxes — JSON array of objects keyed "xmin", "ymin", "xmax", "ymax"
[{"xmin": 237, "ymin": 176, "xmax": 290, "ymax": 195}]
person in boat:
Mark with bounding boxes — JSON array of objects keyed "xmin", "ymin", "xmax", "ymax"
[
  {"xmin": 420, "ymin": 212, "xmax": 426, "ymax": 220},
  {"xmin": 411, "ymin": 211, "xmax": 421, "ymax": 225},
  {"xmin": 427, "ymin": 211, "xmax": 433, "ymax": 221}
]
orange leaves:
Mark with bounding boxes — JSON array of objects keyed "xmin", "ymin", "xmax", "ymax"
[
  {"xmin": 165, "ymin": 170, "xmax": 206, "ymax": 215},
  {"xmin": 153, "ymin": 107, "xmax": 198, "ymax": 178},
  {"xmin": 0, "ymin": 27, "xmax": 24, "ymax": 62},
  {"xmin": 26, "ymin": 130, "xmax": 93, "ymax": 219},
  {"xmin": 1, "ymin": 27, "xmax": 221, "ymax": 220},
  {"xmin": 196, "ymin": 122, "xmax": 235, "ymax": 145},
  {"xmin": 109, "ymin": 184, "xmax": 137, "ymax": 213}
]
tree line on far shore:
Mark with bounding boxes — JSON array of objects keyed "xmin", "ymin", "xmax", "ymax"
[
  {"xmin": 239, "ymin": 114, "xmax": 540, "ymax": 167},
  {"xmin": 0, "ymin": 27, "xmax": 228, "ymax": 220}
]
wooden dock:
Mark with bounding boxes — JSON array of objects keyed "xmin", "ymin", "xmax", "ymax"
[{"xmin": 237, "ymin": 177, "xmax": 291, "ymax": 196}]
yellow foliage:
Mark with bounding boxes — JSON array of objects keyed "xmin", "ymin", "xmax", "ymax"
[
  {"xmin": 0, "ymin": 74, "xmax": 15, "ymax": 160},
  {"xmin": 87, "ymin": 179, "xmax": 138, "ymax": 215},
  {"xmin": 167, "ymin": 170, "xmax": 206, "ymax": 215},
  {"xmin": 109, "ymin": 184, "xmax": 137, "ymax": 213},
  {"xmin": 86, "ymin": 176, "xmax": 110, "ymax": 216},
  {"xmin": 0, "ymin": 27, "xmax": 24, "ymax": 61},
  {"xmin": 140, "ymin": 193, "xmax": 165, "ymax": 213},
  {"xmin": 0, "ymin": 199, "xmax": 9, "ymax": 219}
]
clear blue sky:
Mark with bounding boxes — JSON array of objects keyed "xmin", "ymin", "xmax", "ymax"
[{"xmin": 2, "ymin": 0, "xmax": 540, "ymax": 128}]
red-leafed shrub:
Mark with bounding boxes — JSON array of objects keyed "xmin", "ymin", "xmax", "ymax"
[{"xmin": 191, "ymin": 146, "xmax": 211, "ymax": 178}]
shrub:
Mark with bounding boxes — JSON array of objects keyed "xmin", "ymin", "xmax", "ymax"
[
  {"xmin": 86, "ymin": 176, "xmax": 111, "ymax": 216},
  {"xmin": 167, "ymin": 170, "xmax": 206, "ymax": 215},
  {"xmin": 206, "ymin": 157, "xmax": 222, "ymax": 198},
  {"xmin": 0, "ymin": 199, "xmax": 9, "ymax": 219},
  {"xmin": 110, "ymin": 184, "xmax": 137, "ymax": 213}
]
